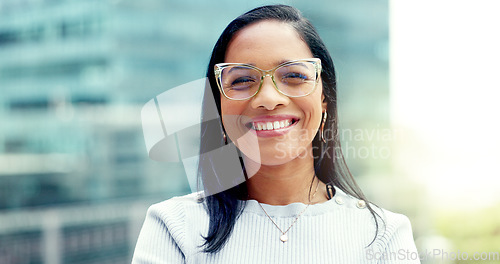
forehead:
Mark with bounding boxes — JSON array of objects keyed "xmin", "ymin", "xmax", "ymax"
[{"xmin": 224, "ymin": 20, "xmax": 313, "ymax": 67}]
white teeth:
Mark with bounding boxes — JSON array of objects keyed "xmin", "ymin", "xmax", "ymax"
[
  {"xmin": 273, "ymin": 121, "xmax": 280, "ymax": 130},
  {"xmin": 266, "ymin": 122, "xmax": 273, "ymax": 130},
  {"xmin": 252, "ymin": 119, "xmax": 295, "ymax": 131}
]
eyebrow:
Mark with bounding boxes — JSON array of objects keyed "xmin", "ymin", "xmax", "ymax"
[
  {"xmin": 244, "ymin": 59, "xmax": 292, "ymax": 67},
  {"xmin": 226, "ymin": 59, "xmax": 309, "ymax": 72},
  {"xmin": 226, "ymin": 65, "xmax": 255, "ymax": 74}
]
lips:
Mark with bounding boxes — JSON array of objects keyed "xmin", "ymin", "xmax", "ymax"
[
  {"xmin": 251, "ymin": 119, "xmax": 294, "ymax": 131},
  {"xmin": 244, "ymin": 115, "xmax": 300, "ymax": 135}
]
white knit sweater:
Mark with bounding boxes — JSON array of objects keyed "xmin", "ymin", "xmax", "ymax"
[{"xmin": 132, "ymin": 187, "xmax": 420, "ymax": 263}]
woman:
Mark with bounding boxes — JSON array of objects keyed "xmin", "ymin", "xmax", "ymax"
[{"xmin": 133, "ymin": 5, "xmax": 419, "ymax": 263}]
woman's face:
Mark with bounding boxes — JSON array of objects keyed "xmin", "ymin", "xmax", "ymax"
[{"xmin": 221, "ymin": 20, "xmax": 326, "ymax": 166}]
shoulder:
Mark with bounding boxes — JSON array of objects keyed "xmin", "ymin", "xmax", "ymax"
[
  {"xmin": 376, "ymin": 208, "xmax": 415, "ymax": 243},
  {"xmin": 379, "ymin": 208, "xmax": 413, "ymax": 233},
  {"xmin": 146, "ymin": 192, "xmax": 208, "ymax": 238},
  {"xmin": 369, "ymin": 207, "xmax": 420, "ymax": 263},
  {"xmin": 132, "ymin": 192, "xmax": 208, "ymax": 263},
  {"xmin": 335, "ymin": 188, "xmax": 419, "ymax": 261},
  {"xmin": 334, "ymin": 187, "xmax": 415, "ymax": 240},
  {"xmin": 145, "ymin": 193, "xmax": 208, "ymax": 248},
  {"xmin": 147, "ymin": 192, "xmax": 205, "ymax": 220}
]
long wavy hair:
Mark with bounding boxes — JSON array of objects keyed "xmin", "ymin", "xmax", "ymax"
[{"xmin": 198, "ymin": 4, "xmax": 382, "ymax": 253}]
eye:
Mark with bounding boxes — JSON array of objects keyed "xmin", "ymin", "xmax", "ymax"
[
  {"xmin": 231, "ymin": 77, "xmax": 256, "ymax": 85},
  {"xmin": 226, "ymin": 76, "xmax": 259, "ymax": 91},
  {"xmin": 281, "ymin": 72, "xmax": 312, "ymax": 85},
  {"xmin": 283, "ymin": 72, "xmax": 309, "ymax": 80}
]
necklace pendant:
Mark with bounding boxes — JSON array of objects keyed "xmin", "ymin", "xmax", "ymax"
[{"xmin": 280, "ymin": 234, "xmax": 288, "ymax": 242}]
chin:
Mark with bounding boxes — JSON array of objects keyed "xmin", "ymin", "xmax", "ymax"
[{"xmin": 240, "ymin": 142, "xmax": 312, "ymax": 167}]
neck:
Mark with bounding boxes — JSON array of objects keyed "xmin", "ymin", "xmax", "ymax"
[{"xmin": 243, "ymin": 152, "xmax": 328, "ymax": 205}]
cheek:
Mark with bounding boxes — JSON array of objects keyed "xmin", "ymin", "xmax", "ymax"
[
  {"xmin": 220, "ymin": 100, "xmax": 248, "ymax": 130},
  {"xmin": 221, "ymin": 99, "xmax": 243, "ymax": 115},
  {"xmin": 300, "ymin": 95, "xmax": 323, "ymax": 120},
  {"xmin": 298, "ymin": 96, "xmax": 324, "ymax": 134},
  {"xmin": 220, "ymin": 99, "xmax": 233, "ymax": 125}
]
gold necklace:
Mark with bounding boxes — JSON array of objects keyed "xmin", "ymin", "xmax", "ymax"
[{"xmin": 257, "ymin": 178, "xmax": 320, "ymax": 243}]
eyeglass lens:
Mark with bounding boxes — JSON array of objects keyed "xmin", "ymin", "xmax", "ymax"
[{"xmin": 219, "ymin": 61, "xmax": 317, "ymax": 100}]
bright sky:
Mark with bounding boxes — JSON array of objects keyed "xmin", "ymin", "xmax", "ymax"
[{"xmin": 391, "ymin": 0, "xmax": 500, "ymax": 209}]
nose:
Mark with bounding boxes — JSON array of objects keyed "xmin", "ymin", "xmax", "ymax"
[{"xmin": 250, "ymin": 75, "xmax": 289, "ymax": 110}]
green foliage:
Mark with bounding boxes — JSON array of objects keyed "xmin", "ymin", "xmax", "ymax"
[{"xmin": 435, "ymin": 203, "xmax": 500, "ymax": 263}]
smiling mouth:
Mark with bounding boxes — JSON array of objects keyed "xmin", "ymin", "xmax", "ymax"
[{"xmin": 245, "ymin": 118, "xmax": 299, "ymax": 131}]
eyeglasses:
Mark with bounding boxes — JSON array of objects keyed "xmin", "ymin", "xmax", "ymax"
[{"xmin": 214, "ymin": 58, "xmax": 322, "ymax": 100}]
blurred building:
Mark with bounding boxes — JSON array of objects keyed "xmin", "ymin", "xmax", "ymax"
[
  {"xmin": 0, "ymin": 0, "xmax": 388, "ymax": 263},
  {"xmin": 0, "ymin": 0, "xmax": 192, "ymax": 263}
]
